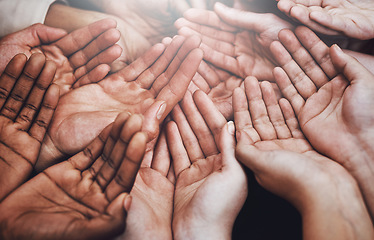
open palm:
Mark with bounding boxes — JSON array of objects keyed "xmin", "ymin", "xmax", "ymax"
[
  {"xmin": 0, "ymin": 54, "xmax": 59, "ymax": 201},
  {"xmin": 0, "ymin": 113, "xmax": 147, "ymax": 240},
  {"xmin": 277, "ymin": 0, "xmax": 374, "ymax": 39},
  {"xmin": 38, "ymin": 35, "xmax": 203, "ymax": 171}
]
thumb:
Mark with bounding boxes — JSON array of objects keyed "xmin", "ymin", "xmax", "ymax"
[
  {"xmin": 235, "ymin": 130, "xmax": 265, "ymax": 172},
  {"xmin": 330, "ymin": 44, "xmax": 373, "ymax": 84},
  {"xmin": 29, "ymin": 23, "xmax": 67, "ymax": 46},
  {"xmin": 219, "ymin": 121, "xmax": 236, "ymax": 163}
]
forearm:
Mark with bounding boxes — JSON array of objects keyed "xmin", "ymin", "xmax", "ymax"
[{"xmin": 173, "ymin": 223, "xmax": 231, "ymax": 240}]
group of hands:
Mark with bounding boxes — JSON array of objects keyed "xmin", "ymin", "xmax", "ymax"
[{"xmin": 0, "ymin": 0, "xmax": 374, "ymax": 239}]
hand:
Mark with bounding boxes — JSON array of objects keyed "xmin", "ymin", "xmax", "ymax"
[
  {"xmin": 0, "ymin": 19, "xmax": 122, "ymax": 96},
  {"xmin": 0, "ymin": 113, "xmax": 147, "ymax": 240},
  {"xmin": 233, "ymin": 76, "xmax": 374, "ymax": 240},
  {"xmin": 117, "ymin": 131, "xmax": 174, "ymax": 240},
  {"xmin": 175, "ymin": 4, "xmax": 294, "ymax": 81},
  {"xmin": 270, "ymin": 26, "xmax": 374, "ymax": 218},
  {"xmin": 168, "ymin": 90, "xmax": 247, "ymax": 240},
  {"xmin": 0, "ymin": 53, "xmax": 59, "ymax": 201},
  {"xmin": 277, "ymin": 0, "xmax": 374, "ymax": 39},
  {"xmin": 37, "ymin": 35, "xmax": 203, "ymax": 172}
]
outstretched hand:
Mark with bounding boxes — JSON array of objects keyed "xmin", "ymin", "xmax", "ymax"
[
  {"xmin": 37, "ymin": 35, "xmax": 203, "ymax": 172},
  {"xmin": 270, "ymin": 26, "xmax": 374, "ymax": 218},
  {"xmin": 233, "ymin": 76, "xmax": 374, "ymax": 240},
  {"xmin": 168, "ymin": 90, "xmax": 247, "ymax": 240},
  {"xmin": 0, "ymin": 19, "xmax": 122, "ymax": 96},
  {"xmin": 277, "ymin": 0, "xmax": 374, "ymax": 39},
  {"xmin": 0, "ymin": 113, "xmax": 147, "ymax": 240},
  {"xmin": 0, "ymin": 53, "xmax": 59, "ymax": 201}
]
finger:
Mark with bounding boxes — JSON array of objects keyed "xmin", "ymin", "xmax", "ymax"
[
  {"xmin": 73, "ymin": 64, "xmax": 111, "ymax": 88},
  {"xmin": 183, "ymin": 8, "xmax": 236, "ymax": 31},
  {"xmin": 69, "ymin": 28, "xmax": 121, "ymax": 70},
  {"xmin": 0, "ymin": 54, "xmax": 27, "ymax": 109},
  {"xmin": 309, "ymin": 10, "xmax": 366, "ymax": 39},
  {"xmin": 54, "ymin": 18, "xmax": 117, "ymax": 56},
  {"xmin": 244, "ymin": 77, "xmax": 277, "ymax": 140},
  {"xmin": 294, "ymin": 26, "xmax": 337, "ymax": 78},
  {"xmin": 281, "ymin": 3, "xmax": 340, "ymax": 36},
  {"xmin": 260, "ymin": 81, "xmax": 292, "ymax": 139},
  {"xmin": 270, "ymin": 40, "xmax": 317, "ymax": 99},
  {"xmin": 90, "ymin": 112, "xmax": 131, "ymax": 175},
  {"xmin": 278, "ymin": 28, "xmax": 329, "ymax": 89},
  {"xmin": 220, "ymin": 121, "xmax": 238, "ymax": 166},
  {"xmin": 105, "ymin": 130, "xmax": 147, "ymax": 201},
  {"xmin": 151, "ymin": 130, "xmax": 171, "ymax": 177},
  {"xmin": 95, "ymin": 114, "xmax": 143, "ymax": 191},
  {"xmin": 23, "ymin": 23, "xmax": 67, "ymax": 47},
  {"xmin": 1, "ymin": 53, "xmax": 45, "ymax": 120},
  {"xmin": 135, "ymin": 36, "xmax": 185, "ymax": 89},
  {"xmin": 215, "ymin": 2, "xmax": 277, "ymax": 33},
  {"xmin": 69, "ymin": 123, "xmax": 112, "ymax": 171},
  {"xmin": 189, "ymin": 0, "xmax": 207, "ymax": 9},
  {"xmin": 74, "ymin": 44, "xmax": 122, "ymax": 80},
  {"xmin": 330, "ymin": 44, "xmax": 373, "ymax": 84},
  {"xmin": 150, "ymin": 35, "xmax": 202, "ymax": 95},
  {"xmin": 197, "ymin": 60, "xmax": 220, "ymax": 88},
  {"xmin": 166, "ymin": 121, "xmax": 190, "ymax": 177},
  {"xmin": 180, "ymin": 91, "xmax": 219, "ymax": 156},
  {"xmin": 155, "ymin": 48, "xmax": 203, "ymax": 121},
  {"xmin": 193, "ymin": 90, "xmax": 227, "ymax": 149},
  {"xmin": 273, "ymin": 67, "xmax": 305, "ymax": 115},
  {"xmin": 175, "ymin": 18, "xmax": 236, "ymax": 44},
  {"xmin": 120, "ymin": 43, "xmax": 166, "ymax": 82},
  {"xmin": 16, "ymin": 60, "xmax": 56, "ymax": 130},
  {"xmin": 278, "ymin": 98, "xmax": 304, "ymax": 139},
  {"xmin": 191, "ymin": 72, "xmax": 210, "ymax": 93},
  {"xmin": 232, "ymin": 87, "xmax": 261, "ymax": 143},
  {"xmin": 171, "ymin": 105, "xmax": 205, "ymax": 162}
]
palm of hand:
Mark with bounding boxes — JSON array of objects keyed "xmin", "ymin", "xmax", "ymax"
[
  {"xmin": 299, "ymin": 76, "xmax": 373, "ymax": 164},
  {"xmin": 174, "ymin": 155, "xmax": 225, "ymax": 221},
  {"xmin": 0, "ymin": 161, "xmax": 123, "ymax": 240},
  {"xmin": 120, "ymin": 168, "xmax": 174, "ymax": 239},
  {"xmin": 45, "ymin": 76, "xmax": 153, "ymax": 160}
]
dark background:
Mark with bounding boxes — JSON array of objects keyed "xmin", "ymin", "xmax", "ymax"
[{"xmin": 232, "ymin": 167, "xmax": 302, "ymax": 240}]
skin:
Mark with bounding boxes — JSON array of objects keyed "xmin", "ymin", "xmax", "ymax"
[
  {"xmin": 117, "ymin": 131, "xmax": 175, "ymax": 240},
  {"xmin": 175, "ymin": 3, "xmax": 295, "ymax": 81},
  {"xmin": 0, "ymin": 53, "xmax": 59, "ymax": 201},
  {"xmin": 277, "ymin": 0, "xmax": 374, "ymax": 39},
  {"xmin": 0, "ymin": 19, "xmax": 122, "ymax": 96},
  {"xmin": 270, "ymin": 26, "xmax": 374, "ymax": 219},
  {"xmin": 234, "ymin": 76, "xmax": 374, "ymax": 240},
  {"xmin": 0, "ymin": 113, "xmax": 148, "ymax": 240},
  {"xmin": 168, "ymin": 90, "xmax": 247, "ymax": 240},
  {"xmin": 37, "ymin": 35, "xmax": 203, "ymax": 172}
]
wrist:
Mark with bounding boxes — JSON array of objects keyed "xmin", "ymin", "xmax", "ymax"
[{"xmin": 173, "ymin": 217, "xmax": 231, "ymax": 240}]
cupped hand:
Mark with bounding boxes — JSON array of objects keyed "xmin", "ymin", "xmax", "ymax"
[
  {"xmin": 117, "ymin": 131, "xmax": 174, "ymax": 240},
  {"xmin": 233, "ymin": 76, "xmax": 374, "ymax": 240},
  {"xmin": 277, "ymin": 0, "xmax": 374, "ymax": 39},
  {"xmin": 0, "ymin": 53, "xmax": 59, "ymax": 201},
  {"xmin": 0, "ymin": 19, "xmax": 122, "ymax": 96},
  {"xmin": 168, "ymin": 90, "xmax": 247, "ymax": 240},
  {"xmin": 270, "ymin": 26, "xmax": 374, "ymax": 218},
  {"xmin": 37, "ymin": 35, "xmax": 203, "ymax": 172},
  {"xmin": 0, "ymin": 113, "xmax": 147, "ymax": 240},
  {"xmin": 175, "ymin": 4, "xmax": 294, "ymax": 81}
]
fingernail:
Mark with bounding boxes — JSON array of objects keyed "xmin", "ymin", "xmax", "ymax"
[
  {"xmin": 228, "ymin": 121, "xmax": 235, "ymax": 135},
  {"xmin": 157, "ymin": 102, "xmax": 167, "ymax": 120},
  {"xmin": 333, "ymin": 44, "xmax": 343, "ymax": 53},
  {"xmin": 124, "ymin": 195, "xmax": 132, "ymax": 212}
]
